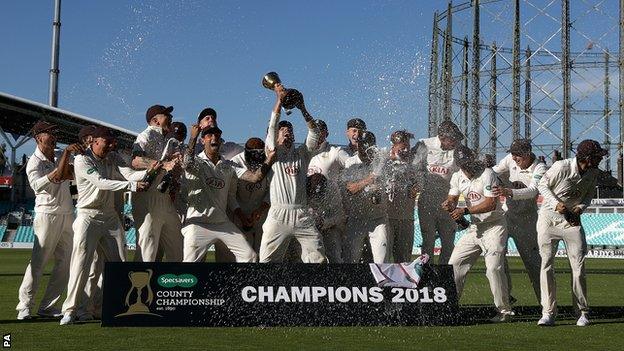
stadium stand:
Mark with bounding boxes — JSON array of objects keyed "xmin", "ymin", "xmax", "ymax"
[
  {"xmin": 13, "ymin": 225, "xmax": 34, "ymax": 243},
  {"xmin": 3, "ymin": 205, "xmax": 624, "ymax": 254},
  {"xmin": 125, "ymin": 227, "xmax": 137, "ymax": 246}
]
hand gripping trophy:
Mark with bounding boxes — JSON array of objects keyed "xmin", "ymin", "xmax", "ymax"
[{"xmin": 262, "ymin": 72, "xmax": 304, "ymax": 115}]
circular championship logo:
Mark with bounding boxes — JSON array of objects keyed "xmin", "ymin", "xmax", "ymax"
[{"xmin": 206, "ymin": 177, "xmax": 225, "ymax": 189}]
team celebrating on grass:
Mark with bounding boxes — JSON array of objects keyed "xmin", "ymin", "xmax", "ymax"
[{"xmin": 15, "ymin": 82, "xmax": 606, "ymax": 327}]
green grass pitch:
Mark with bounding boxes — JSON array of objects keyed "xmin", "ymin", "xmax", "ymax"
[{"xmin": 0, "ymin": 249, "xmax": 623, "ymax": 350}]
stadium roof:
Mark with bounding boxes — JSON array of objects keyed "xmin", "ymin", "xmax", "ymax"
[{"xmin": 0, "ymin": 91, "xmax": 137, "ymax": 151}]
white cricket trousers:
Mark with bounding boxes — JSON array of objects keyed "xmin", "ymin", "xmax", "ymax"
[
  {"xmin": 16, "ymin": 212, "xmax": 73, "ymax": 313},
  {"xmin": 417, "ymin": 198, "xmax": 457, "ymax": 264},
  {"xmin": 132, "ymin": 191, "xmax": 183, "ymax": 262},
  {"xmin": 62, "ymin": 210, "xmax": 126, "ymax": 315},
  {"xmin": 449, "ymin": 219, "xmax": 511, "ymax": 313},
  {"xmin": 343, "ymin": 217, "xmax": 389, "ymax": 264},
  {"xmin": 259, "ymin": 206, "xmax": 327, "ymax": 263},
  {"xmin": 504, "ymin": 209, "xmax": 541, "ymax": 302},
  {"xmin": 388, "ymin": 218, "xmax": 415, "ymax": 263},
  {"xmin": 537, "ymin": 209, "xmax": 588, "ymax": 317},
  {"xmin": 182, "ymin": 221, "xmax": 257, "ymax": 263}
]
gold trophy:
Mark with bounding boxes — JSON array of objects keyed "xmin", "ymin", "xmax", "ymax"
[
  {"xmin": 116, "ymin": 269, "xmax": 160, "ymax": 317},
  {"xmin": 262, "ymin": 72, "xmax": 304, "ymax": 115}
]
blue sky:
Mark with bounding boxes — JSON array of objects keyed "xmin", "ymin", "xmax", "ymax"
[
  {"xmin": 2, "ymin": 0, "xmax": 619, "ymax": 164},
  {"xmin": 1, "ymin": 0, "xmax": 436, "ymax": 147}
]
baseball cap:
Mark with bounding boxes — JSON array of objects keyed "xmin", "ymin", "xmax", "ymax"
[
  {"xmin": 170, "ymin": 122, "xmax": 187, "ymax": 139},
  {"xmin": 30, "ymin": 120, "xmax": 58, "ymax": 136},
  {"xmin": 347, "ymin": 118, "xmax": 367, "ymax": 130},
  {"xmin": 278, "ymin": 120, "xmax": 293, "ymax": 130},
  {"xmin": 201, "ymin": 125, "xmax": 222, "ymax": 137},
  {"xmin": 438, "ymin": 120, "xmax": 464, "ymax": 141},
  {"xmin": 245, "ymin": 137, "xmax": 265, "ymax": 150},
  {"xmin": 91, "ymin": 126, "xmax": 116, "ymax": 139},
  {"xmin": 78, "ymin": 125, "xmax": 96, "ymax": 141},
  {"xmin": 577, "ymin": 139, "xmax": 608, "ymax": 159},
  {"xmin": 390, "ymin": 130, "xmax": 414, "ymax": 144},
  {"xmin": 359, "ymin": 131, "xmax": 377, "ymax": 149},
  {"xmin": 145, "ymin": 105, "xmax": 173, "ymax": 124},
  {"xmin": 454, "ymin": 144, "xmax": 476, "ymax": 168},
  {"xmin": 508, "ymin": 139, "xmax": 532, "ymax": 156},
  {"xmin": 316, "ymin": 119, "xmax": 328, "ymax": 133},
  {"xmin": 197, "ymin": 107, "xmax": 217, "ymax": 123}
]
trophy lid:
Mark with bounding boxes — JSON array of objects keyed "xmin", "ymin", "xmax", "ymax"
[{"xmin": 262, "ymin": 72, "xmax": 281, "ymax": 90}]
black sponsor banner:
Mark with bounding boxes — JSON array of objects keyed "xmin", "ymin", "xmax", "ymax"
[{"xmin": 102, "ymin": 263, "xmax": 459, "ymax": 327}]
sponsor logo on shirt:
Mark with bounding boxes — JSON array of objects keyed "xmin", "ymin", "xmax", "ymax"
[
  {"xmin": 285, "ymin": 166, "xmax": 300, "ymax": 176},
  {"xmin": 307, "ymin": 166, "xmax": 322, "ymax": 176},
  {"xmin": 512, "ymin": 181, "xmax": 527, "ymax": 189},
  {"xmin": 206, "ymin": 177, "xmax": 225, "ymax": 189},
  {"xmin": 428, "ymin": 165, "xmax": 448, "ymax": 175},
  {"xmin": 87, "ymin": 167, "xmax": 97, "ymax": 175},
  {"xmin": 245, "ymin": 182, "xmax": 263, "ymax": 192},
  {"xmin": 466, "ymin": 191, "xmax": 482, "ymax": 201}
]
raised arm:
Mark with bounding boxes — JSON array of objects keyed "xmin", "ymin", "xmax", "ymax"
[
  {"xmin": 299, "ymin": 102, "xmax": 320, "ymax": 153},
  {"xmin": 182, "ymin": 124, "xmax": 202, "ymax": 175}
]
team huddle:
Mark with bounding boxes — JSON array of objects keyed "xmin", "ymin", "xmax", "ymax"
[{"xmin": 15, "ymin": 85, "xmax": 606, "ymax": 327}]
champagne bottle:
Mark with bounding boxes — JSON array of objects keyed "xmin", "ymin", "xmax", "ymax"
[
  {"xmin": 142, "ymin": 167, "xmax": 159, "ymax": 186},
  {"xmin": 455, "ymin": 215, "xmax": 470, "ymax": 230},
  {"xmin": 157, "ymin": 172, "xmax": 173, "ymax": 193}
]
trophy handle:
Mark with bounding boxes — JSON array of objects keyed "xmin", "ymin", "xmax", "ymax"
[
  {"xmin": 145, "ymin": 269, "xmax": 154, "ymax": 305},
  {"xmin": 124, "ymin": 271, "xmax": 134, "ymax": 306}
]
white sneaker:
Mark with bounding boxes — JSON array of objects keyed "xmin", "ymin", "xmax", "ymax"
[
  {"xmin": 537, "ymin": 314, "xmax": 555, "ymax": 326},
  {"xmin": 59, "ymin": 313, "xmax": 75, "ymax": 326},
  {"xmin": 17, "ymin": 308, "xmax": 32, "ymax": 320},
  {"xmin": 37, "ymin": 308, "xmax": 63, "ymax": 318},
  {"xmin": 490, "ymin": 311, "xmax": 514, "ymax": 323},
  {"xmin": 576, "ymin": 314, "xmax": 590, "ymax": 327}
]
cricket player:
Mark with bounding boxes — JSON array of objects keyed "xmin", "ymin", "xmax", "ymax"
[
  {"xmin": 131, "ymin": 105, "xmax": 183, "ymax": 262},
  {"xmin": 196, "ymin": 107, "xmax": 244, "ymax": 160},
  {"xmin": 341, "ymin": 131, "xmax": 389, "ymax": 264},
  {"xmin": 306, "ymin": 173, "xmax": 346, "ymax": 263},
  {"xmin": 182, "ymin": 125, "xmax": 274, "ymax": 262},
  {"xmin": 258, "ymin": 84, "xmax": 326, "ymax": 263},
  {"xmin": 536, "ymin": 140, "xmax": 606, "ymax": 327},
  {"xmin": 417, "ymin": 120, "xmax": 463, "ymax": 264},
  {"xmin": 307, "ymin": 119, "xmax": 348, "ymax": 263},
  {"xmin": 492, "ymin": 139, "xmax": 545, "ymax": 302},
  {"xmin": 215, "ymin": 138, "xmax": 271, "ymax": 262},
  {"xmin": 60, "ymin": 127, "xmax": 149, "ymax": 325},
  {"xmin": 16, "ymin": 121, "xmax": 83, "ymax": 320},
  {"xmin": 382, "ymin": 130, "xmax": 422, "ymax": 263},
  {"xmin": 444, "ymin": 145, "xmax": 512, "ymax": 323},
  {"xmin": 338, "ymin": 118, "xmax": 367, "ymax": 159}
]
